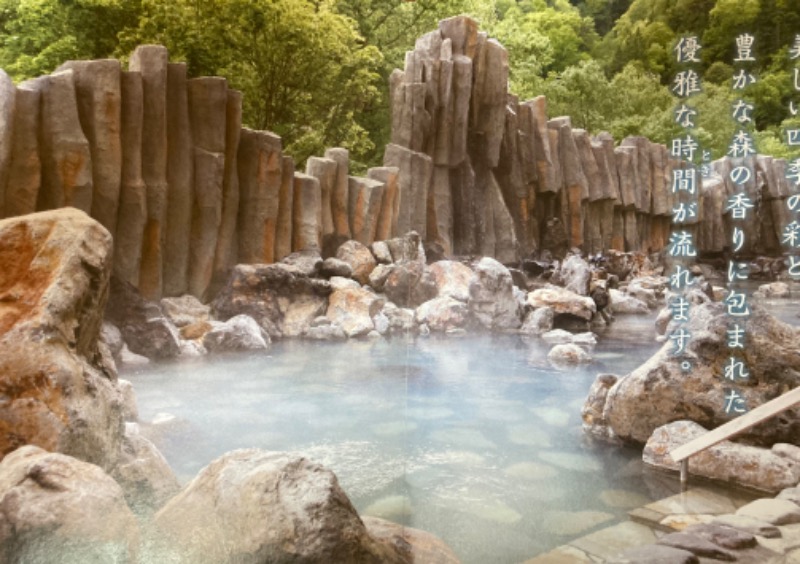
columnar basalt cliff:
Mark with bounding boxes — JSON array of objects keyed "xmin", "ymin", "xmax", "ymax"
[{"xmin": 0, "ymin": 17, "xmax": 795, "ymax": 303}]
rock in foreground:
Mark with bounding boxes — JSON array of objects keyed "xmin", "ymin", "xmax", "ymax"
[
  {"xmin": 0, "ymin": 208, "xmax": 123, "ymax": 470},
  {"xmin": 153, "ymin": 449, "xmax": 407, "ymax": 563},
  {"xmin": 0, "ymin": 445, "xmax": 139, "ymax": 563}
]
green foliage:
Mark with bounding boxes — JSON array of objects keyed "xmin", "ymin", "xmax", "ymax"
[
  {"xmin": 120, "ymin": 0, "xmax": 383, "ymax": 167},
  {"xmin": 0, "ymin": 0, "xmax": 139, "ymax": 81}
]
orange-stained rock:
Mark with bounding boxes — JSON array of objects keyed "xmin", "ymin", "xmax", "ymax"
[
  {"xmin": 363, "ymin": 516, "xmax": 461, "ymax": 564},
  {"xmin": 0, "ymin": 208, "xmax": 123, "ymax": 470}
]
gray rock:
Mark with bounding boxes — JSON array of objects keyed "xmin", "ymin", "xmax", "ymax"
[
  {"xmin": 321, "ymin": 257, "xmax": 354, "ymax": 278},
  {"xmin": 735, "ymin": 498, "xmax": 800, "ymax": 525},
  {"xmin": 336, "ymin": 240, "xmax": 377, "ymax": 285},
  {"xmin": 100, "ymin": 321, "xmax": 124, "ymax": 360},
  {"xmin": 382, "ymin": 303, "xmax": 416, "ymax": 333},
  {"xmin": 542, "ymin": 329, "xmax": 576, "ymax": 345},
  {"xmin": 304, "ymin": 322, "xmax": 347, "ymax": 341},
  {"xmin": 326, "ymin": 287, "xmax": 382, "ymax": 338},
  {"xmin": 528, "ymin": 285, "xmax": 596, "ymax": 321},
  {"xmin": 556, "ymin": 254, "xmax": 592, "ymax": 296},
  {"xmin": 643, "ymin": 420, "xmax": 800, "ymax": 493},
  {"xmin": 152, "ymin": 449, "xmax": 405, "ymax": 563},
  {"xmin": 430, "ymin": 260, "xmax": 473, "ymax": 302},
  {"xmin": 281, "ymin": 249, "xmax": 323, "ymax": 277},
  {"xmin": 611, "ymin": 544, "xmax": 699, "ymax": 564},
  {"xmin": 111, "ymin": 422, "xmax": 180, "ymax": 514},
  {"xmin": 657, "ymin": 532, "xmax": 737, "ymax": 561},
  {"xmin": 415, "ymin": 296, "xmax": 469, "ymax": 332},
  {"xmin": 609, "ymin": 289, "xmax": 650, "ymax": 314},
  {"xmin": 681, "ymin": 523, "xmax": 757, "ymax": 550},
  {"xmin": 368, "ymin": 263, "xmax": 395, "ymax": 292},
  {"xmin": 370, "ymin": 241, "xmax": 393, "ymax": 264},
  {"xmin": 0, "ymin": 446, "xmax": 139, "ymax": 562},
  {"xmin": 587, "ymin": 301, "xmax": 800, "ymax": 446},
  {"xmin": 712, "ymin": 514, "xmax": 782, "ymax": 538},
  {"xmin": 160, "ymin": 294, "xmax": 211, "ymax": 327},
  {"xmin": 117, "ymin": 379, "xmax": 138, "ymax": 422},
  {"xmin": 548, "ymin": 343, "xmax": 592, "ymax": 365},
  {"xmin": 211, "ymin": 263, "xmax": 331, "ymax": 338},
  {"xmin": 203, "ymin": 314, "xmax": 270, "ymax": 352},
  {"xmin": 106, "ymin": 276, "xmax": 181, "ymax": 360},
  {"xmin": 468, "ymin": 257, "xmax": 521, "ymax": 331},
  {"xmin": 372, "ymin": 312, "xmax": 390, "ymax": 335},
  {"xmin": 520, "ymin": 307, "xmax": 554, "ymax": 336}
]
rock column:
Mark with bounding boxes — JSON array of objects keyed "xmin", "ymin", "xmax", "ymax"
[{"xmin": 130, "ymin": 46, "xmax": 169, "ymax": 301}]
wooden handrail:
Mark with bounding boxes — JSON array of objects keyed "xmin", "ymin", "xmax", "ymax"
[{"xmin": 670, "ymin": 385, "xmax": 800, "ymax": 463}]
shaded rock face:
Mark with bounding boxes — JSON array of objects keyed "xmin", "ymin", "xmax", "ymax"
[
  {"xmin": 643, "ymin": 420, "xmax": 800, "ymax": 493},
  {"xmin": 211, "ymin": 263, "xmax": 332, "ymax": 338},
  {"xmin": 106, "ymin": 276, "xmax": 181, "ymax": 360},
  {"xmin": 111, "ymin": 422, "xmax": 180, "ymax": 515},
  {"xmin": 362, "ymin": 516, "xmax": 460, "ymax": 564},
  {"xmin": 0, "ymin": 209, "xmax": 123, "ymax": 470},
  {"xmin": 153, "ymin": 449, "xmax": 405, "ymax": 564},
  {"xmin": 0, "ymin": 445, "xmax": 139, "ymax": 563},
  {"xmin": 584, "ymin": 301, "xmax": 800, "ymax": 446}
]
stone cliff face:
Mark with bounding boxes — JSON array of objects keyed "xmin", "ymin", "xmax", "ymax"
[{"xmin": 0, "ymin": 17, "xmax": 795, "ymax": 302}]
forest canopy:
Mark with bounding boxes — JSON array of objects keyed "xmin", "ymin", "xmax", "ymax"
[{"xmin": 1, "ymin": 0, "xmax": 798, "ymax": 168}]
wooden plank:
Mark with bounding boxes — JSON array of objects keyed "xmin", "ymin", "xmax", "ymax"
[{"xmin": 670, "ymin": 386, "xmax": 800, "ymax": 463}]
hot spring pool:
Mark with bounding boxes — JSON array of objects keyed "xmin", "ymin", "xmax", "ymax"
[{"xmin": 122, "ymin": 304, "xmax": 795, "ymax": 563}]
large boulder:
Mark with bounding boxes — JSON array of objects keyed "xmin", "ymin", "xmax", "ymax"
[
  {"xmin": 336, "ymin": 240, "xmax": 377, "ymax": 285},
  {"xmin": 0, "ymin": 445, "xmax": 139, "ymax": 563},
  {"xmin": 584, "ymin": 301, "xmax": 800, "ymax": 446},
  {"xmin": 203, "ymin": 315, "xmax": 270, "ymax": 352},
  {"xmin": 415, "ymin": 296, "xmax": 469, "ymax": 332},
  {"xmin": 326, "ymin": 287, "xmax": 383, "ymax": 338},
  {"xmin": 106, "ymin": 276, "xmax": 181, "ymax": 360},
  {"xmin": 111, "ymin": 422, "xmax": 181, "ymax": 514},
  {"xmin": 643, "ymin": 420, "xmax": 800, "ymax": 493},
  {"xmin": 383, "ymin": 260, "xmax": 437, "ymax": 308},
  {"xmin": 362, "ymin": 516, "xmax": 460, "ymax": 564},
  {"xmin": 554, "ymin": 254, "xmax": 592, "ymax": 296},
  {"xmin": 429, "ymin": 260, "xmax": 473, "ymax": 302},
  {"xmin": 211, "ymin": 263, "xmax": 332, "ymax": 338},
  {"xmin": 527, "ymin": 285, "xmax": 596, "ymax": 321},
  {"xmin": 152, "ymin": 449, "xmax": 405, "ymax": 563},
  {"xmin": 609, "ymin": 289, "xmax": 650, "ymax": 314},
  {"xmin": 160, "ymin": 294, "xmax": 210, "ymax": 327},
  {"xmin": 0, "ymin": 209, "xmax": 123, "ymax": 470},
  {"xmin": 468, "ymin": 257, "xmax": 521, "ymax": 331}
]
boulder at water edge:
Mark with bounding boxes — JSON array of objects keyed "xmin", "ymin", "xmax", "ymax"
[
  {"xmin": 583, "ymin": 301, "xmax": 800, "ymax": 446},
  {"xmin": 153, "ymin": 449, "xmax": 407, "ymax": 563},
  {"xmin": 0, "ymin": 209, "xmax": 123, "ymax": 470},
  {"xmin": 212, "ymin": 263, "xmax": 332, "ymax": 338},
  {"xmin": 643, "ymin": 420, "xmax": 800, "ymax": 493},
  {"xmin": 0, "ymin": 445, "xmax": 139, "ymax": 563}
]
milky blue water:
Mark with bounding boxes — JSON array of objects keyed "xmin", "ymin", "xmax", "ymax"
[{"xmin": 123, "ymin": 296, "xmax": 799, "ymax": 563}]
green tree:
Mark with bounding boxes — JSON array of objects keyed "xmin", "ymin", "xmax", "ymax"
[
  {"xmin": 0, "ymin": 0, "xmax": 139, "ymax": 81},
  {"xmin": 121, "ymin": 0, "xmax": 383, "ymax": 167}
]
